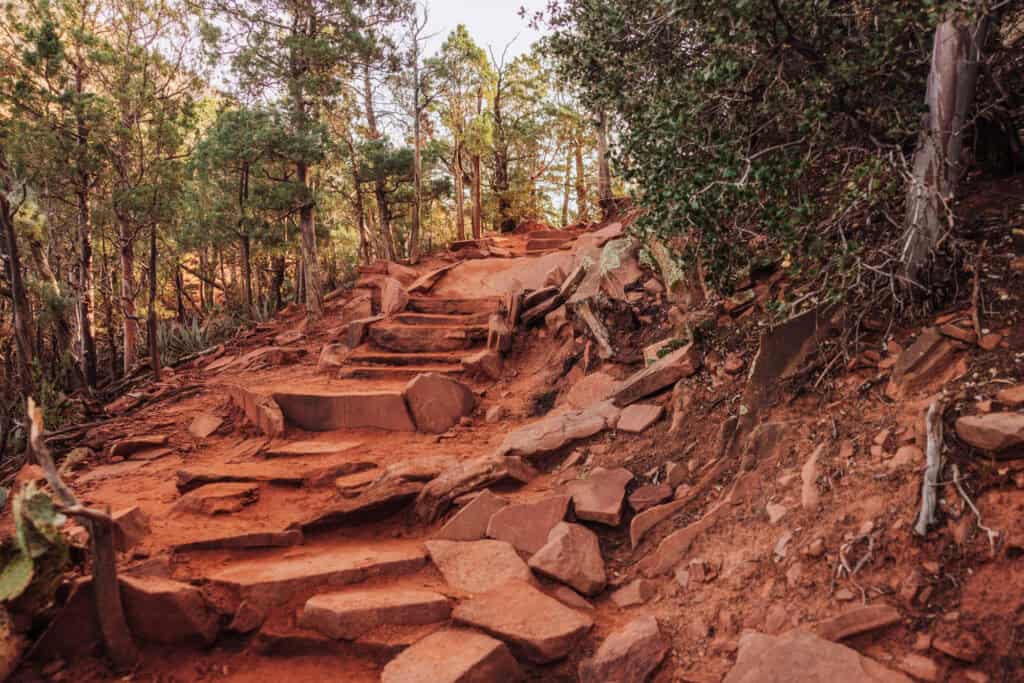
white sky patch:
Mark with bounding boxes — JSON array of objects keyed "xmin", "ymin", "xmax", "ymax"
[{"xmin": 421, "ymin": 0, "xmax": 549, "ymax": 59}]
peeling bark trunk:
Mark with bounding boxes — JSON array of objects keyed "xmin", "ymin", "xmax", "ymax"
[
  {"xmin": 146, "ymin": 224, "xmax": 160, "ymax": 380},
  {"xmin": 454, "ymin": 145, "xmax": 466, "ymax": 240},
  {"xmin": 597, "ymin": 110, "xmax": 612, "ymax": 220},
  {"xmin": 902, "ymin": 10, "xmax": 994, "ymax": 281},
  {"xmin": 1, "ymin": 166, "xmax": 34, "ymax": 395},
  {"xmin": 561, "ymin": 146, "xmax": 572, "ymax": 227},
  {"xmin": 74, "ymin": 62, "xmax": 97, "ymax": 387},
  {"xmin": 575, "ymin": 142, "xmax": 588, "ymax": 223},
  {"xmin": 118, "ymin": 221, "xmax": 137, "ymax": 375},
  {"xmin": 297, "ymin": 160, "xmax": 323, "ymax": 317}
]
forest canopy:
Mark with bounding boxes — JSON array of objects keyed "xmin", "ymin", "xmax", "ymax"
[{"xmin": 0, "ymin": 0, "xmax": 610, "ymax": 458}]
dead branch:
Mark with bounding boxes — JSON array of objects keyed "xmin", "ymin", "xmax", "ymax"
[
  {"xmin": 27, "ymin": 398, "xmax": 138, "ymax": 672},
  {"xmin": 971, "ymin": 241, "xmax": 986, "ymax": 341},
  {"xmin": 914, "ymin": 398, "xmax": 945, "ymax": 536},
  {"xmin": 951, "ymin": 463, "xmax": 999, "ymax": 556}
]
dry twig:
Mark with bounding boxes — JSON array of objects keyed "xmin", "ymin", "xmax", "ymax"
[
  {"xmin": 914, "ymin": 398, "xmax": 945, "ymax": 536},
  {"xmin": 27, "ymin": 398, "xmax": 138, "ymax": 672}
]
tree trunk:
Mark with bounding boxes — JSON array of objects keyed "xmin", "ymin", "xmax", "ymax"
[
  {"xmin": 0, "ymin": 157, "xmax": 34, "ymax": 395},
  {"xmin": 454, "ymin": 145, "xmax": 466, "ymax": 240},
  {"xmin": 101, "ymin": 247, "xmax": 118, "ymax": 379},
  {"xmin": 174, "ymin": 264, "xmax": 186, "ymax": 323},
  {"xmin": 410, "ymin": 30, "xmax": 423, "ymax": 264},
  {"xmin": 271, "ymin": 255, "xmax": 285, "ymax": 311},
  {"xmin": 561, "ymin": 146, "xmax": 572, "ymax": 227},
  {"xmin": 239, "ymin": 163, "xmax": 253, "ymax": 318},
  {"xmin": 575, "ymin": 142, "xmax": 588, "ymax": 223},
  {"xmin": 296, "ymin": 161, "xmax": 323, "ymax": 316},
  {"xmin": 118, "ymin": 221, "xmax": 137, "ymax": 375},
  {"xmin": 472, "ymin": 88, "xmax": 483, "ymax": 239},
  {"xmin": 597, "ymin": 110, "xmax": 613, "ymax": 220},
  {"xmin": 146, "ymin": 224, "xmax": 160, "ymax": 380},
  {"xmin": 363, "ymin": 65, "xmax": 396, "ymax": 261},
  {"xmin": 902, "ymin": 10, "xmax": 994, "ymax": 280},
  {"xmin": 75, "ymin": 188, "xmax": 97, "ymax": 387},
  {"xmin": 74, "ymin": 62, "xmax": 97, "ymax": 388}
]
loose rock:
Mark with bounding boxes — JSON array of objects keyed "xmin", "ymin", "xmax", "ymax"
[
  {"xmin": 436, "ymin": 489, "xmax": 508, "ymax": 541},
  {"xmin": 578, "ymin": 616, "xmax": 669, "ymax": 683},
  {"xmin": 724, "ymin": 630, "xmax": 911, "ymax": 682},
  {"xmin": 425, "ymin": 539, "xmax": 533, "ymax": 594},
  {"xmin": 403, "ymin": 373, "xmax": 478, "ymax": 434},
  {"xmin": 528, "ymin": 522, "xmax": 607, "ymax": 596},
  {"xmin": 452, "ymin": 580, "xmax": 593, "ymax": 663},
  {"xmin": 487, "ymin": 495, "xmax": 570, "ymax": 554},
  {"xmin": 380, "ymin": 628, "xmax": 521, "ymax": 683},
  {"xmin": 617, "ymin": 404, "xmax": 665, "ymax": 433},
  {"xmin": 566, "ymin": 467, "xmax": 633, "ymax": 526}
]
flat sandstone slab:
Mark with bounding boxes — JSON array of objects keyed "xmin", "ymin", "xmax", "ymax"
[
  {"xmin": 381, "ymin": 628, "xmax": 521, "ymax": 683},
  {"xmin": 273, "ymin": 391, "xmax": 416, "ymax": 432},
  {"xmin": 301, "ymin": 588, "xmax": 451, "ymax": 640},
  {"xmin": 208, "ymin": 545, "xmax": 428, "ymax": 605},
  {"xmin": 452, "ymin": 580, "xmax": 592, "ymax": 663}
]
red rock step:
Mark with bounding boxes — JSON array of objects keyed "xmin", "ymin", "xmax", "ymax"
[
  {"xmin": 407, "ymin": 296, "xmax": 502, "ymax": 315},
  {"xmin": 346, "ymin": 350, "xmax": 474, "ymax": 367},
  {"xmin": 206, "ymin": 542, "xmax": 429, "ymax": 607},
  {"xmin": 391, "ymin": 312, "xmax": 491, "ymax": 326},
  {"xmin": 340, "ymin": 364, "xmax": 464, "ymax": 380},
  {"xmin": 368, "ymin": 322, "xmax": 488, "ymax": 353}
]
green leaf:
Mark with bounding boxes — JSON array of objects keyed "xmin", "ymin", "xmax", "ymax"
[{"xmin": 0, "ymin": 550, "xmax": 34, "ymax": 602}]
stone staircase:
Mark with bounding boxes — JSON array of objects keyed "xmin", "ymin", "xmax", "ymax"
[{"xmin": 340, "ymin": 291, "xmax": 505, "ymax": 381}]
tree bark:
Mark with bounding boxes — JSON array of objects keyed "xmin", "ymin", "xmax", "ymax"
[
  {"xmin": 363, "ymin": 65, "xmax": 396, "ymax": 261},
  {"xmin": 296, "ymin": 160, "xmax": 323, "ymax": 316},
  {"xmin": 561, "ymin": 146, "xmax": 572, "ymax": 227},
  {"xmin": 174, "ymin": 264, "xmax": 186, "ymax": 323},
  {"xmin": 472, "ymin": 88, "xmax": 483, "ymax": 239},
  {"xmin": 454, "ymin": 145, "xmax": 466, "ymax": 240},
  {"xmin": 597, "ymin": 110, "xmax": 613, "ymax": 220},
  {"xmin": 575, "ymin": 141, "xmax": 588, "ymax": 223},
  {"xmin": 118, "ymin": 220, "xmax": 137, "ymax": 375},
  {"xmin": 146, "ymin": 224, "xmax": 160, "ymax": 380},
  {"xmin": 409, "ymin": 20, "xmax": 423, "ymax": 264},
  {"xmin": 271, "ymin": 255, "xmax": 285, "ymax": 311},
  {"xmin": 902, "ymin": 10, "xmax": 994, "ymax": 281},
  {"xmin": 74, "ymin": 60, "xmax": 98, "ymax": 388},
  {"xmin": 238, "ymin": 162, "xmax": 253, "ymax": 318},
  {"xmin": 0, "ymin": 156, "xmax": 34, "ymax": 395}
]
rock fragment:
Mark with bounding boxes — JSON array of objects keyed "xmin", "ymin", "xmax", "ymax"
[
  {"xmin": 452, "ymin": 580, "xmax": 593, "ymax": 663},
  {"xmin": 380, "ymin": 628, "xmax": 521, "ymax": 683},
  {"xmin": 578, "ymin": 616, "xmax": 669, "ymax": 683},
  {"xmin": 425, "ymin": 539, "xmax": 533, "ymax": 594},
  {"xmin": 527, "ymin": 522, "xmax": 607, "ymax": 596},
  {"xmin": 566, "ymin": 467, "xmax": 633, "ymax": 526},
  {"xmin": 486, "ymin": 495, "xmax": 570, "ymax": 554}
]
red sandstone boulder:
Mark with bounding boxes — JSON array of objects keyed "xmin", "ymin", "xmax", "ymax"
[
  {"xmin": 452, "ymin": 580, "xmax": 593, "ymax": 663},
  {"xmin": 120, "ymin": 576, "xmax": 219, "ymax": 646},
  {"xmin": 486, "ymin": 495, "xmax": 570, "ymax": 555},
  {"xmin": 380, "ymin": 277, "xmax": 409, "ymax": 316},
  {"xmin": 403, "ymin": 373, "xmax": 477, "ymax": 434},
  {"xmin": 528, "ymin": 522, "xmax": 607, "ymax": 596},
  {"xmin": 425, "ymin": 539, "xmax": 533, "ymax": 594},
  {"xmin": 578, "ymin": 615, "xmax": 668, "ymax": 683},
  {"xmin": 617, "ymin": 404, "xmax": 664, "ymax": 433},
  {"xmin": 381, "ymin": 628, "xmax": 521, "ymax": 683},
  {"xmin": 723, "ymin": 630, "xmax": 911, "ymax": 683},
  {"xmin": 566, "ymin": 467, "xmax": 633, "ymax": 526},
  {"xmin": 436, "ymin": 489, "xmax": 509, "ymax": 541},
  {"xmin": 955, "ymin": 413, "xmax": 1024, "ymax": 456},
  {"xmin": 612, "ymin": 344, "xmax": 702, "ymax": 407}
]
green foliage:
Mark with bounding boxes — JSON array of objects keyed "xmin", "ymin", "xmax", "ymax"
[
  {"xmin": 542, "ymin": 0, "xmax": 939, "ymax": 295},
  {"xmin": 0, "ymin": 482, "xmax": 70, "ymax": 606}
]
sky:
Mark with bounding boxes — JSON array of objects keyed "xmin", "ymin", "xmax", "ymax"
[{"xmin": 422, "ymin": 0, "xmax": 550, "ymax": 60}]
